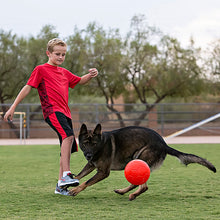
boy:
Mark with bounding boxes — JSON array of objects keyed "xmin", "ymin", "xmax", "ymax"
[{"xmin": 4, "ymin": 38, "xmax": 98, "ymax": 196}]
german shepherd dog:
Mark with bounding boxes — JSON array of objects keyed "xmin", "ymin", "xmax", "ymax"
[{"xmin": 69, "ymin": 124, "xmax": 216, "ymax": 200}]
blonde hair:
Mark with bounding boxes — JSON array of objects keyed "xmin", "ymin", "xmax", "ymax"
[{"xmin": 47, "ymin": 38, "xmax": 67, "ymax": 53}]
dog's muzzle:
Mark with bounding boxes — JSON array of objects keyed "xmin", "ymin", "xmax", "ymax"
[{"xmin": 85, "ymin": 153, "xmax": 93, "ymax": 161}]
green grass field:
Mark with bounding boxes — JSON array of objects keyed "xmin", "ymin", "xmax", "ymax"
[{"xmin": 0, "ymin": 143, "xmax": 219, "ymax": 220}]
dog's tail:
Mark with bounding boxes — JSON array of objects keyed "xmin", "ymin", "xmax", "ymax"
[{"xmin": 165, "ymin": 145, "xmax": 216, "ymax": 173}]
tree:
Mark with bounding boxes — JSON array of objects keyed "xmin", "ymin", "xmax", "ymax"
[
  {"xmin": 0, "ymin": 30, "xmax": 28, "ymax": 137},
  {"xmin": 86, "ymin": 23, "xmax": 127, "ymax": 126},
  {"xmin": 66, "ymin": 23, "xmax": 126, "ymax": 126},
  {"xmin": 65, "ymin": 27, "xmax": 88, "ymax": 75},
  {"xmin": 26, "ymin": 25, "xmax": 59, "ymax": 73},
  {"xmin": 0, "ymin": 25, "xmax": 59, "ymax": 105},
  {"xmin": 0, "ymin": 30, "xmax": 27, "ymax": 109},
  {"xmin": 0, "ymin": 19, "xmax": 211, "ymax": 129},
  {"xmin": 206, "ymin": 40, "xmax": 220, "ymax": 76},
  {"xmin": 122, "ymin": 15, "xmax": 205, "ymax": 126},
  {"xmin": 203, "ymin": 40, "xmax": 220, "ymax": 96}
]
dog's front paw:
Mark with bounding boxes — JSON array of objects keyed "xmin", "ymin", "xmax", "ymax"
[
  {"xmin": 69, "ymin": 182, "xmax": 87, "ymax": 196},
  {"xmin": 69, "ymin": 188, "xmax": 79, "ymax": 196}
]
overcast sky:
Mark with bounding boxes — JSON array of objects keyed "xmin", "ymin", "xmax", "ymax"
[{"xmin": 1, "ymin": 0, "xmax": 220, "ymax": 48}]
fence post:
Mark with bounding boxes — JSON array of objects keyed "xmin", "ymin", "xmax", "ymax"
[
  {"xmin": 148, "ymin": 107, "xmax": 158, "ymax": 131},
  {"xmin": 19, "ymin": 114, "xmax": 22, "ymax": 144},
  {"xmin": 95, "ymin": 104, "xmax": 99, "ymax": 124},
  {"xmin": 26, "ymin": 105, "xmax": 30, "ymax": 138},
  {"xmin": 160, "ymin": 104, "xmax": 164, "ymax": 136}
]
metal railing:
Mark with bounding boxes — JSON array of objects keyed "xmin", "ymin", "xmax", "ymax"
[{"xmin": 1, "ymin": 103, "xmax": 220, "ymax": 139}]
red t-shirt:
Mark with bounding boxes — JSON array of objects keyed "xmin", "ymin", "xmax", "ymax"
[{"xmin": 27, "ymin": 63, "xmax": 81, "ymax": 119}]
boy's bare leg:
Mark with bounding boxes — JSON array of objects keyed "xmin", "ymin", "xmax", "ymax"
[
  {"xmin": 59, "ymin": 135, "xmax": 73, "ymax": 180},
  {"xmin": 57, "ymin": 135, "xmax": 79, "ymax": 189}
]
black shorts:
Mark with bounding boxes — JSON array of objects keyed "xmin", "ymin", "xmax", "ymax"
[{"xmin": 45, "ymin": 112, "xmax": 78, "ymax": 153}]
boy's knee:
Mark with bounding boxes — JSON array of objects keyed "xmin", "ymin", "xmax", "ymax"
[{"xmin": 64, "ymin": 135, "xmax": 74, "ymax": 143}]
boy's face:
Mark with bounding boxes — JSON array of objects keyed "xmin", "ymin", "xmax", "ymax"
[{"xmin": 46, "ymin": 45, "xmax": 67, "ymax": 66}]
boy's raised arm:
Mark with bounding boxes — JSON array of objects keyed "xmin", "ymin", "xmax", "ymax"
[{"xmin": 79, "ymin": 68, "xmax": 98, "ymax": 85}]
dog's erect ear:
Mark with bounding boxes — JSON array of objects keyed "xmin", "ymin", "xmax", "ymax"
[
  {"xmin": 93, "ymin": 124, "xmax": 101, "ymax": 135},
  {"xmin": 80, "ymin": 123, "xmax": 88, "ymax": 135}
]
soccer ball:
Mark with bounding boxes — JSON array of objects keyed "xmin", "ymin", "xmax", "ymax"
[{"xmin": 124, "ymin": 159, "xmax": 150, "ymax": 185}]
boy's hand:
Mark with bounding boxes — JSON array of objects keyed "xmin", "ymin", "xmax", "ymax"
[
  {"xmin": 4, "ymin": 108, "xmax": 14, "ymax": 122},
  {"xmin": 89, "ymin": 68, "xmax": 98, "ymax": 77}
]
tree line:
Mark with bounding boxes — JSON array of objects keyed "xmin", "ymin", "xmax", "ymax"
[{"xmin": 1, "ymin": 15, "xmax": 220, "ymax": 126}]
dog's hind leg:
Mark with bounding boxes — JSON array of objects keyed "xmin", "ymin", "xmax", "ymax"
[
  {"xmin": 114, "ymin": 184, "xmax": 138, "ymax": 195},
  {"xmin": 128, "ymin": 183, "xmax": 148, "ymax": 201}
]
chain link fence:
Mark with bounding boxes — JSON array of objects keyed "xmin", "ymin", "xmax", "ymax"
[{"xmin": 1, "ymin": 103, "xmax": 220, "ymax": 139}]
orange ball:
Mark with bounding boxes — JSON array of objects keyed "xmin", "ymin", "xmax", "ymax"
[{"xmin": 124, "ymin": 159, "xmax": 150, "ymax": 185}]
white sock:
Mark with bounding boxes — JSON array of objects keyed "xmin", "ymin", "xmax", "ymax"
[
  {"xmin": 58, "ymin": 180, "xmax": 62, "ymax": 186},
  {"xmin": 63, "ymin": 171, "xmax": 71, "ymax": 177}
]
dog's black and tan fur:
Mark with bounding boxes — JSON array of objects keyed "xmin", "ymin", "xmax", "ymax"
[{"xmin": 69, "ymin": 124, "xmax": 216, "ymax": 200}]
